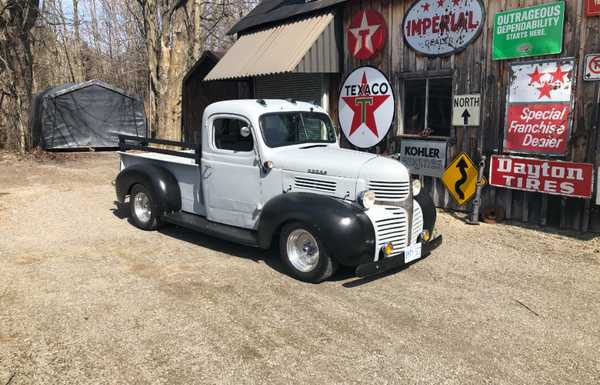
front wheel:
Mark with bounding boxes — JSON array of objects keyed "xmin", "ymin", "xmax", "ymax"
[{"xmin": 279, "ymin": 222, "xmax": 337, "ymax": 283}]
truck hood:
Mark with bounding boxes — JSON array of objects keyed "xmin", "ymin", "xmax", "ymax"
[
  {"xmin": 269, "ymin": 146, "xmax": 407, "ymax": 180},
  {"xmin": 269, "ymin": 146, "xmax": 377, "ymax": 179}
]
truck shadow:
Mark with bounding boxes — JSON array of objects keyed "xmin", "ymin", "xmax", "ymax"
[{"xmin": 111, "ymin": 201, "xmax": 393, "ymax": 286}]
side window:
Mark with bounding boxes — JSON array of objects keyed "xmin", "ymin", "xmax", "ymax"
[
  {"xmin": 403, "ymin": 77, "xmax": 452, "ymax": 137},
  {"xmin": 213, "ymin": 118, "xmax": 253, "ymax": 152}
]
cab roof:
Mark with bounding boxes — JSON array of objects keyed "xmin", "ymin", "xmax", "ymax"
[{"xmin": 204, "ymin": 99, "xmax": 327, "ymax": 121}]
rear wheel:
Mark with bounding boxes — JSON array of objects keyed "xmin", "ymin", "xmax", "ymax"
[
  {"xmin": 279, "ymin": 222, "xmax": 336, "ymax": 283},
  {"xmin": 129, "ymin": 184, "xmax": 161, "ymax": 230}
]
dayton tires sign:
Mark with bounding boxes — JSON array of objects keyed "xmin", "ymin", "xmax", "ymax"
[
  {"xmin": 403, "ymin": 0, "xmax": 485, "ymax": 57},
  {"xmin": 339, "ymin": 66, "xmax": 395, "ymax": 149}
]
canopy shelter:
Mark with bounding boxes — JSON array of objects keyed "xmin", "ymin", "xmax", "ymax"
[
  {"xmin": 30, "ymin": 80, "xmax": 147, "ymax": 150},
  {"xmin": 204, "ymin": 13, "xmax": 339, "ymax": 81}
]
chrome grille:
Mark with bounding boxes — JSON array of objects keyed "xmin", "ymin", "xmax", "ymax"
[
  {"xmin": 369, "ymin": 180, "xmax": 410, "ymax": 201},
  {"xmin": 412, "ymin": 203, "xmax": 424, "ymax": 244},
  {"xmin": 294, "ymin": 177, "xmax": 336, "ymax": 193},
  {"xmin": 374, "ymin": 207, "xmax": 408, "ymax": 257}
]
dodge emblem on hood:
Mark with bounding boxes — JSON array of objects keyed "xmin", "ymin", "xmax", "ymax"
[{"xmin": 308, "ymin": 169, "xmax": 328, "ymax": 176}]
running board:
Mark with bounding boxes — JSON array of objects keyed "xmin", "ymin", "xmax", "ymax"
[{"xmin": 162, "ymin": 212, "xmax": 260, "ymax": 247}]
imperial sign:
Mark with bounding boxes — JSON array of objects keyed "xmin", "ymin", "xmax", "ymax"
[
  {"xmin": 504, "ymin": 58, "xmax": 575, "ymax": 156},
  {"xmin": 347, "ymin": 9, "xmax": 387, "ymax": 60},
  {"xmin": 403, "ymin": 0, "xmax": 485, "ymax": 57},
  {"xmin": 489, "ymin": 155, "xmax": 593, "ymax": 199},
  {"xmin": 339, "ymin": 66, "xmax": 395, "ymax": 149}
]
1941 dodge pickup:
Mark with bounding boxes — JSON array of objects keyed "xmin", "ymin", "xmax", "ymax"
[{"xmin": 115, "ymin": 99, "xmax": 442, "ymax": 283}]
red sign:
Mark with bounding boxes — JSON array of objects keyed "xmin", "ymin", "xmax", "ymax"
[
  {"xmin": 489, "ymin": 155, "xmax": 594, "ymax": 198},
  {"xmin": 586, "ymin": 0, "xmax": 600, "ymax": 16},
  {"xmin": 347, "ymin": 10, "xmax": 387, "ymax": 60},
  {"xmin": 504, "ymin": 59, "xmax": 576, "ymax": 156}
]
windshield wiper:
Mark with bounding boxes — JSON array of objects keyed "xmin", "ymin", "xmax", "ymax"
[{"xmin": 300, "ymin": 144, "xmax": 328, "ymax": 149}]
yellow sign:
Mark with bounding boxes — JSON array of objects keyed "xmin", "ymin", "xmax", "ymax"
[{"xmin": 442, "ymin": 152, "xmax": 484, "ymax": 206}]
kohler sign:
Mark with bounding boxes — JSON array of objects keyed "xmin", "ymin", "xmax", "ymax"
[{"xmin": 397, "ymin": 139, "xmax": 447, "ymax": 178}]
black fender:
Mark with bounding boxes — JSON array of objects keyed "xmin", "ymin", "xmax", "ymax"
[
  {"xmin": 115, "ymin": 163, "xmax": 181, "ymax": 214},
  {"xmin": 258, "ymin": 193, "xmax": 375, "ymax": 267},
  {"xmin": 414, "ymin": 190, "xmax": 437, "ymax": 235}
]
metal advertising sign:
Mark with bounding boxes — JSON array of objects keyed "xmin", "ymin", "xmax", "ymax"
[
  {"xmin": 402, "ymin": 0, "xmax": 485, "ymax": 57},
  {"xmin": 503, "ymin": 58, "xmax": 576, "ymax": 156},
  {"xmin": 338, "ymin": 66, "xmax": 395, "ymax": 149},
  {"xmin": 452, "ymin": 94, "xmax": 481, "ymax": 126},
  {"xmin": 442, "ymin": 152, "xmax": 483, "ymax": 206},
  {"xmin": 492, "ymin": 2, "xmax": 565, "ymax": 60},
  {"xmin": 489, "ymin": 155, "xmax": 594, "ymax": 199},
  {"xmin": 587, "ymin": 0, "xmax": 600, "ymax": 16},
  {"xmin": 347, "ymin": 9, "xmax": 388, "ymax": 60},
  {"xmin": 397, "ymin": 139, "xmax": 447, "ymax": 178},
  {"xmin": 584, "ymin": 54, "xmax": 600, "ymax": 81}
]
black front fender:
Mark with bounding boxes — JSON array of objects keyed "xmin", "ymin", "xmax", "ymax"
[
  {"xmin": 115, "ymin": 163, "xmax": 181, "ymax": 214},
  {"xmin": 258, "ymin": 193, "xmax": 375, "ymax": 266},
  {"xmin": 415, "ymin": 190, "xmax": 437, "ymax": 234}
]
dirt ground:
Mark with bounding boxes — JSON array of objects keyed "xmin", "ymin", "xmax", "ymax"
[{"xmin": 0, "ymin": 152, "xmax": 599, "ymax": 385}]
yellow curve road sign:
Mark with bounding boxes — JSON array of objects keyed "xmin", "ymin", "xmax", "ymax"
[{"xmin": 442, "ymin": 152, "xmax": 484, "ymax": 206}]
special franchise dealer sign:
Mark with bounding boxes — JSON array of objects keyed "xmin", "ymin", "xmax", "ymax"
[
  {"xmin": 504, "ymin": 58, "xmax": 576, "ymax": 156},
  {"xmin": 489, "ymin": 155, "xmax": 593, "ymax": 199}
]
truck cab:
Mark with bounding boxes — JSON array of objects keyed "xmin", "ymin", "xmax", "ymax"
[{"xmin": 116, "ymin": 99, "xmax": 442, "ymax": 283}]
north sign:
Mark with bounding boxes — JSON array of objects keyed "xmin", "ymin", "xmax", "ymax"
[
  {"xmin": 442, "ymin": 152, "xmax": 482, "ymax": 206},
  {"xmin": 403, "ymin": 0, "xmax": 485, "ymax": 57},
  {"xmin": 338, "ymin": 66, "xmax": 395, "ymax": 149},
  {"xmin": 347, "ymin": 9, "xmax": 388, "ymax": 60},
  {"xmin": 584, "ymin": 54, "xmax": 600, "ymax": 81},
  {"xmin": 452, "ymin": 94, "xmax": 481, "ymax": 126},
  {"xmin": 492, "ymin": 2, "xmax": 565, "ymax": 60}
]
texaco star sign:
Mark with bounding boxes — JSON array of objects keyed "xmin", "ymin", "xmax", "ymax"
[
  {"xmin": 338, "ymin": 66, "xmax": 395, "ymax": 149},
  {"xmin": 347, "ymin": 9, "xmax": 387, "ymax": 60}
]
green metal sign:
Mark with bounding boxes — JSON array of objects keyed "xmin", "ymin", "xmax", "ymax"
[{"xmin": 493, "ymin": 2, "xmax": 565, "ymax": 61}]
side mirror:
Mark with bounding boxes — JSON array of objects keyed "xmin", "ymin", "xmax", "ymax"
[{"xmin": 240, "ymin": 126, "xmax": 251, "ymax": 138}]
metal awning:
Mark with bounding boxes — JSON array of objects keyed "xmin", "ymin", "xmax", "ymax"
[{"xmin": 204, "ymin": 13, "xmax": 338, "ymax": 81}]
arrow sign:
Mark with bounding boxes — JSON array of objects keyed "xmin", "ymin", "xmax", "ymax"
[
  {"xmin": 461, "ymin": 109, "xmax": 471, "ymax": 125},
  {"xmin": 454, "ymin": 158, "xmax": 469, "ymax": 199},
  {"xmin": 453, "ymin": 94, "xmax": 481, "ymax": 126},
  {"xmin": 442, "ymin": 152, "xmax": 483, "ymax": 206}
]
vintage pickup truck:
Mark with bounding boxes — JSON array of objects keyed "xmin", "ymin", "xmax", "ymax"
[{"xmin": 115, "ymin": 99, "xmax": 442, "ymax": 283}]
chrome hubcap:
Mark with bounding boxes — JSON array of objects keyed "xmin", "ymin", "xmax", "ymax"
[
  {"xmin": 287, "ymin": 229, "xmax": 319, "ymax": 272},
  {"xmin": 133, "ymin": 192, "xmax": 151, "ymax": 223}
]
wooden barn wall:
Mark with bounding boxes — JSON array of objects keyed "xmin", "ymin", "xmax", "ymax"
[{"xmin": 340, "ymin": 0, "xmax": 600, "ymax": 231}]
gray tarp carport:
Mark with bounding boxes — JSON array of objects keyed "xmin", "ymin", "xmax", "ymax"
[{"xmin": 30, "ymin": 80, "xmax": 147, "ymax": 149}]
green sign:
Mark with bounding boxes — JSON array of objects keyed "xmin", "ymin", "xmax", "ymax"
[{"xmin": 493, "ymin": 2, "xmax": 565, "ymax": 60}]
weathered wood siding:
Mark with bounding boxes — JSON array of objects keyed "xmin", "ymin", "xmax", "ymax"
[{"xmin": 340, "ymin": 0, "xmax": 600, "ymax": 231}]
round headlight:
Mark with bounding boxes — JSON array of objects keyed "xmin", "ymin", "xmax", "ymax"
[
  {"xmin": 360, "ymin": 190, "xmax": 376, "ymax": 209},
  {"xmin": 412, "ymin": 179, "xmax": 422, "ymax": 196}
]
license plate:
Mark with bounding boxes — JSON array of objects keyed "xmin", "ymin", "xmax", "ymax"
[{"xmin": 404, "ymin": 243, "xmax": 422, "ymax": 264}]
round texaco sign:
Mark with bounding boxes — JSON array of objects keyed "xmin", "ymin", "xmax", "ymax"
[{"xmin": 338, "ymin": 66, "xmax": 395, "ymax": 149}]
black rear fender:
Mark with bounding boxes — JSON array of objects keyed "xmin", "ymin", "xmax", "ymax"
[
  {"xmin": 258, "ymin": 193, "xmax": 375, "ymax": 266},
  {"xmin": 115, "ymin": 164, "xmax": 181, "ymax": 214}
]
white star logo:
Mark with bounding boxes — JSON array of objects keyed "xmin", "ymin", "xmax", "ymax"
[{"xmin": 349, "ymin": 11, "xmax": 381, "ymax": 56}]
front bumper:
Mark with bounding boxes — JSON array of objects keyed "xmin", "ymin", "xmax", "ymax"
[{"xmin": 355, "ymin": 235, "xmax": 443, "ymax": 278}]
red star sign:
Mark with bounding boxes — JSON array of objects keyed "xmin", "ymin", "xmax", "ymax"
[
  {"xmin": 537, "ymin": 82, "xmax": 554, "ymax": 99},
  {"xmin": 528, "ymin": 67, "xmax": 544, "ymax": 85},
  {"xmin": 342, "ymin": 72, "xmax": 390, "ymax": 137},
  {"xmin": 422, "ymin": 2, "xmax": 431, "ymax": 11},
  {"xmin": 347, "ymin": 9, "xmax": 387, "ymax": 60},
  {"xmin": 551, "ymin": 65, "xmax": 569, "ymax": 83}
]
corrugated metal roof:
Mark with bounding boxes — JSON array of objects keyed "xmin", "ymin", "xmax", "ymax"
[
  {"xmin": 204, "ymin": 13, "xmax": 337, "ymax": 81},
  {"xmin": 228, "ymin": 0, "xmax": 347, "ymax": 35}
]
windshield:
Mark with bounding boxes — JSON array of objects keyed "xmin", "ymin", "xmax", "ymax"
[{"xmin": 259, "ymin": 112, "xmax": 337, "ymax": 148}]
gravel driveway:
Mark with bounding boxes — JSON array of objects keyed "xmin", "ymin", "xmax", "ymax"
[{"xmin": 0, "ymin": 152, "xmax": 599, "ymax": 385}]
